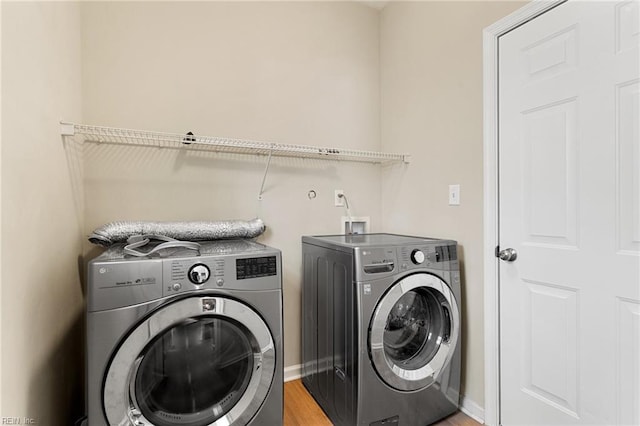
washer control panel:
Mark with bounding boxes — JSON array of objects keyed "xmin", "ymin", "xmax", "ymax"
[{"xmin": 398, "ymin": 244, "xmax": 458, "ymax": 271}]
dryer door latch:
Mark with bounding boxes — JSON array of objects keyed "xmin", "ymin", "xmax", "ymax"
[{"xmin": 202, "ymin": 299, "xmax": 216, "ymax": 311}]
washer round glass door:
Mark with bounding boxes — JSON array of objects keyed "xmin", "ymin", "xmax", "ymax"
[
  {"xmin": 103, "ymin": 296, "xmax": 276, "ymax": 426},
  {"xmin": 369, "ymin": 273, "xmax": 459, "ymax": 392}
]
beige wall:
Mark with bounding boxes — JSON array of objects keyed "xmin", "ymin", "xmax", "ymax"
[
  {"xmin": 380, "ymin": 1, "xmax": 524, "ymax": 407},
  {"xmin": 80, "ymin": 1, "xmax": 382, "ymax": 370},
  {"xmin": 1, "ymin": 2, "xmax": 84, "ymax": 422}
]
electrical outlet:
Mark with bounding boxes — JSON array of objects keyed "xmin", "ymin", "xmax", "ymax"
[
  {"xmin": 335, "ymin": 190, "xmax": 345, "ymax": 207},
  {"xmin": 449, "ymin": 184, "xmax": 460, "ymax": 206}
]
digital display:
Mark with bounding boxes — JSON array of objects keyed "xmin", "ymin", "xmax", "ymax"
[{"xmin": 236, "ymin": 256, "xmax": 277, "ymax": 280}]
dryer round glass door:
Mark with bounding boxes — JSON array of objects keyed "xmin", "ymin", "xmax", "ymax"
[
  {"xmin": 369, "ymin": 273, "xmax": 459, "ymax": 392},
  {"xmin": 103, "ymin": 296, "xmax": 276, "ymax": 426}
]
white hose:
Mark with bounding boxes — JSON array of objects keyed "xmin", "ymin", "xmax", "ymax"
[{"xmin": 339, "ymin": 193, "xmax": 354, "ymax": 235}]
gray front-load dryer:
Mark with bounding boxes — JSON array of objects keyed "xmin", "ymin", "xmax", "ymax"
[
  {"xmin": 302, "ymin": 234, "xmax": 461, "ymax": 426},
  {"xmin": 86, "ymin": 240, "xmax": 283, "ymax": 426}
]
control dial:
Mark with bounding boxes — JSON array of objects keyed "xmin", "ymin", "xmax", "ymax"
[
  {"xmin": 410, "ymin": 249, "xmax": 425, "ymax": 265},
  {"xmin": 188, "ymin": 264, "xmax": 210, "ymax": 285}
]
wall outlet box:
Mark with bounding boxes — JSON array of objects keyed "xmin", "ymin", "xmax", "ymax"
[
  {"xmin": 341, "ymin": 216, "xmax": 370, "ymax": 235},
  {"xmin": 449, "ymin": 184, "xmax": 460, "ymax": 206}
]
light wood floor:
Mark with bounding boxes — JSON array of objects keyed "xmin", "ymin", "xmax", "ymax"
[{"xmin": 284, "ymin": 379, "xmax": 480, "ymax": 426}]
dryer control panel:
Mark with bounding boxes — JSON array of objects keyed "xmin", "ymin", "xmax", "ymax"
[
  {"xmin": 166, "ymin": 257, "xmax": 224, "ymax": 293},
  {"xmin": 87, "ymin": 241, "xmax": 282, "ymax": 312},
  {"xmin": 163, "ymin": 254, "xmax": 280, "ymax": 296}
]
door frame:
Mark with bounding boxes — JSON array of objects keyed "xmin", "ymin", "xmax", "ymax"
[{"xmin": 482, "ymin": 1, "xmax": 566, "ymax": 425}]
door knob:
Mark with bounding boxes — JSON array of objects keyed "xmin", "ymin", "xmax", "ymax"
[{"xmin": 498, "ymin": 247, "xmax": 518, "ymax": 262}]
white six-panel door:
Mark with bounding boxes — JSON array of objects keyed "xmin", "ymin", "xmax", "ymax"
[{"xmin": 498, "ymin": 1, "xmax": 639, "ymax": 424}]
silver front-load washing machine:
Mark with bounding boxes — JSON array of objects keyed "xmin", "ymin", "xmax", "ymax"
[
  {"xmin": 302, "ymin": 234, "xmax": 461, "ymax": 426},
  {"xmin": 86, "ymin": 240, "xmax": 283, "ymax": 426}
]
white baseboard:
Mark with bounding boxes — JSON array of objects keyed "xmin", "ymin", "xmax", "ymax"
[
  {"xmin": 460, "ymin": 396, "xmax": 485, "ymax": 424},
  {"xmin": 283, "ymin": 363, "xmax": 485, "ymax": 425},
  {"xmin": 284, "ymin": 364, "xmax": 303, "ymax": 382}
]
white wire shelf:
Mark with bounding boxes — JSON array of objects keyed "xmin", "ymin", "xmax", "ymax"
[{"xmin": 61, "ymin": 122, "xmax": 410, "ymax": 164}]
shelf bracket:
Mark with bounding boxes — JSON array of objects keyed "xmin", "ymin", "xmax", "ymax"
[
  {"xmin": 60, "ymin": 122, "xmax": 75, "ymax": 136},
  {"xmin": 257, "ymin": 146, "xmax": 274, "ymax": 201}
]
